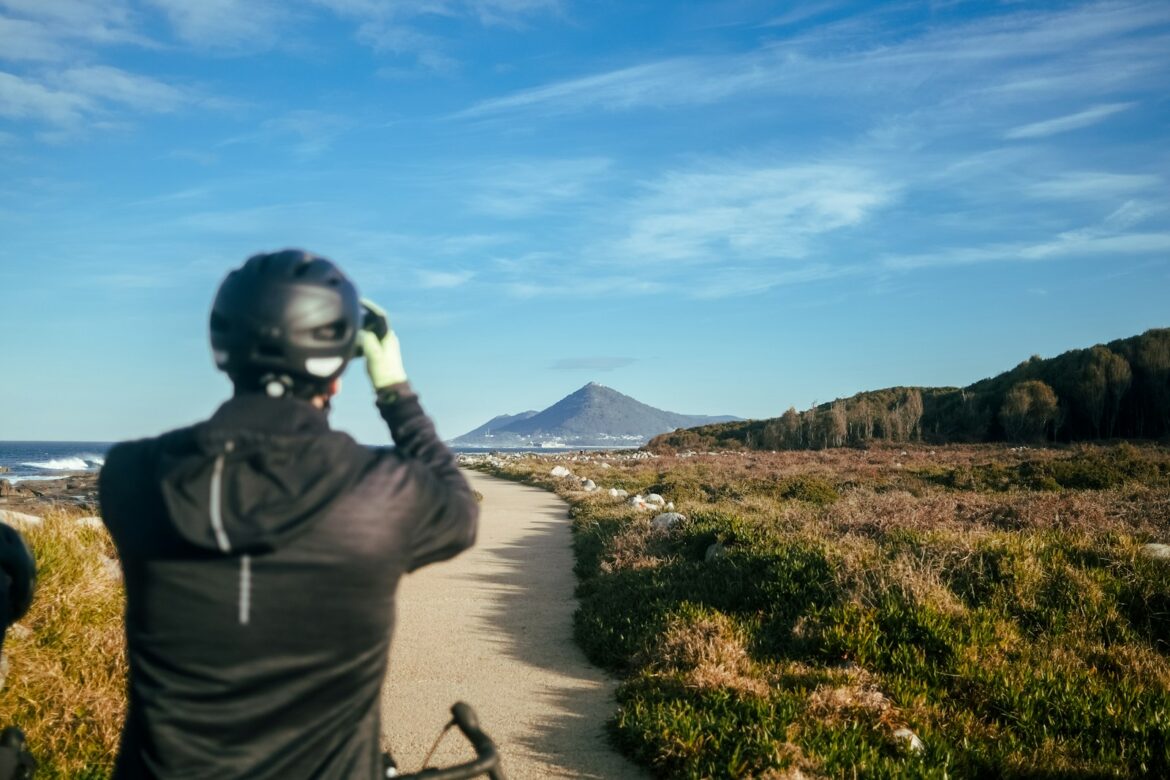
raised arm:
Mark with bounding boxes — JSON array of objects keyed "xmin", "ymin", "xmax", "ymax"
[{"xmin": 359, "ymin": 300, "xmax": 478, "ymax": 570}]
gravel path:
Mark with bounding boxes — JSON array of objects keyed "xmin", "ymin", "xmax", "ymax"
[{"xmin": 380, "ymin": 470, "xmax": 645, "ymax": 779}]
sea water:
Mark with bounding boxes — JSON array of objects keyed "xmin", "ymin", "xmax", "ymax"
[{"xmin": 0, "ymin": 442, "xmax": 111, "ymax": 484}]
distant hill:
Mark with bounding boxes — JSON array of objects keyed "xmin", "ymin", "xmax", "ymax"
[
  {"xmin": 650, "ymin": 328, "xmax": 1170, "ymax": 452},
  {"xmin": 452, "ymin": 382, "xmax": 740, "ymax": 447}
]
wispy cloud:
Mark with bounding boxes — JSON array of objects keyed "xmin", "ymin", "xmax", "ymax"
[
  {"xmin": 56, "ymin": 66, "xmax": 190, "ymax": 112},
  {"xmin": 454, "ymin": 2, "xmax": 1170, "ymax": 118},
  {"xmin": 219, "ymin": 110, "xmax": 352, "ymax": 158},
  {"xmin": 550, "ymin": 357, "xmax": 636, "ymax": 371},
  {"xmin": 0, "ymin": 71, "xmax": 91, "ymax": 124},
  {"xmin": 466, "ymin": 157, "xmax": 612, "ymax": 217},
  {"xmin": 1004, "ymin": 102, "xmax": 1135, "ymax": 139},
  {"xmin": 1025, "ymin": 171, "xmax": 1162, "ymax": 200},
  {"xmin": 310, "ymin": 0, "xmax": 559, "ymax": 73},
  {"xmin": 416, "ymin": 269, "xmax": 475, "ymax": 288},
  {"xmin": 881, "ymin": 230, "xmax": 1170, "ymax": 271},
  {"xmin": 605, "ymin": 163, "xmax": 897, "ymax": 266},
  {"xmin": 0, "ymin": 0, "xmax": 151, "ymax": 55},
  {"xmin": 0, "ymin": 66, "xmax": 201, "ymax": 129},
  {"xmin": 142, "ymin": 0, "xmax": 287, "ymax": 50}
]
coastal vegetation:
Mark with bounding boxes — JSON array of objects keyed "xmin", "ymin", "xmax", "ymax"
[
  {"xmin": 468, "ymin": 442, "xmax": 1170, "ymax": 778},
  {"xmin": 0, "ymin": 507, "xmax": 125, "ymax": 778},
  {"xmin": 651, "ymin": 328, "xmax": 1170, "ymax": 452}
]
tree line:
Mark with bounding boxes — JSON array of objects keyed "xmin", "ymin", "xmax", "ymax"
[{"xmin": 652, "ymin": 328, "xmax": 1170, "ymax": 451}]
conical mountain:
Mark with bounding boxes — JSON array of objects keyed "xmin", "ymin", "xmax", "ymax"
[{"xmin": 452, "ymin": 382, "xmax": 739, "ymax": 446}]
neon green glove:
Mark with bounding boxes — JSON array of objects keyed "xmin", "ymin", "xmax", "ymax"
[{"xmin": 357, "ymin": 299, "xmax": 408, "ymax": 390}]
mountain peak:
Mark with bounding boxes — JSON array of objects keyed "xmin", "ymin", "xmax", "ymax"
[{"xmin": 451, "ymin": 383, "xmax": 741, "ymax": 445}]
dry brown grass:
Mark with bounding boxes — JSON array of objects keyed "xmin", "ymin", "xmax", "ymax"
[{"xmin": 0, "ymin": 505, "xmax": 126, "ymax": 779}]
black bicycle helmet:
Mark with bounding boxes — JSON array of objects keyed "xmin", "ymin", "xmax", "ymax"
[{"xmin": 210, "ymin": 249, "xmax": 361, "ymax": 398}]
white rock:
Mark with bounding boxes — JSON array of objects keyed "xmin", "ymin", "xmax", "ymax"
[
  {"xmin": 645, "ymin": 493, "xmax": 666, "ymax": 506},
  {"xmin": 665, "ymin": 502, "xmax": 675, "ymax": 511},
  {"xmin": 75, "ymin": 516, "xmax": 104, "ymax": 528},
  {"xmin": 705, "ymin": 542, "xmax": 726, "ymax": 562},
  {"xmin": 582, "ymin": 479, "xmax": 598, "ymax": 492},
  {"xmin": 651, "ymin": 512, "xmax": 685, "ymax": 531},
  {"xmin": 100, "ymin": 555, "xmax": 122, "ymax": 581},
  {"xmin": 599, "ymin": 463, "xmax": 612, "ymax": 469},
  {"xmin": 893, "ymin": 728, "xmax": 925, "ymax": 753},
  {"xmin": 0, "ymin": 510, "xmax": 42, "ymax": 527},
  {"xmin": 1141, "ymin": 543, "xmax": 1170, "ymax": 560},
  {"xmin": 550, "ymin": 466, "xmax": 572, "ymax": 478},
  {"xmin": 608, "ymin": 488, "xmax": 628, "ymax": 498}
]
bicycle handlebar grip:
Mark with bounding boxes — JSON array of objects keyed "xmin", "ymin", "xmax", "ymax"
[
  {"xmin": 450, "ymin": 703, "xmax": 481, "ymax": 740},
  {"xmin": 450, "ymin": 703, "xmax": 505, "ymax": 780}
]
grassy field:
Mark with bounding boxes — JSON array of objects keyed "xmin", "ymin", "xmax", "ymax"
[
  {"xmin": 466, "ymin": 442, "xmax": 1170, "ymax": 779},
  {"xmin": 0, "ymin": 506, "xmax": 125, "ymax": 779}
]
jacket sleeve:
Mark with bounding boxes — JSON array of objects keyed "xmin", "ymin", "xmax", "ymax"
[{"xmin": 377, "ymin": 383, "xmax": 478, "ymax": 572}]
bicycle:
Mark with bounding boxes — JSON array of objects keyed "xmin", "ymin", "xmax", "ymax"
[{"xmin": 384, "ymin": 702, "xmax": 505, "ymax": 780}]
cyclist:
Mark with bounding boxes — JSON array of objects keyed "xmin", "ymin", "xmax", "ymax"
[{"xmin": 99, "ymin": 249, "xmax": 479, "ymax": 779}]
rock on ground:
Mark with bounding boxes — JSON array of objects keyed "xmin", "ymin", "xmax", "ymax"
[
  {"xmin": 651, "ymin": 512, "xmax": 685, "ymax": 531},
  {"xmin": 0, "ymin": 510, "xmax": 42, "ymax": 527}
]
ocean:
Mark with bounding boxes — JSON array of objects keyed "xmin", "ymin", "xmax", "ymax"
[
  {"xmin": 0, "ymin": 441, "xmax": 604, "ymax": 486},
  {"xmin": 0, "ymin": 442, "xmax": 111, "ymax": 484}
]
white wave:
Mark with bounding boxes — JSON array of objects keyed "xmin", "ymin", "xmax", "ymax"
[
  {"xmin": 1, "ymin": 475, "xmax": 67, "ymax": 484},
  {"xmin": 21, "ymin": 457, "xmax": 91, "ymax": 471}
]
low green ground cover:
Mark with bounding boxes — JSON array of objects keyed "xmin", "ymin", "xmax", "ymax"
[{"xmin": 470, "ymin": 443, "xmax": 1170, "ymax": 778}]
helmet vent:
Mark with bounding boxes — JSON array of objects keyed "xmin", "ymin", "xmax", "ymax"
[{"xmin": 313, "ymin": 320, "xmax": 346, "ymax": 341}]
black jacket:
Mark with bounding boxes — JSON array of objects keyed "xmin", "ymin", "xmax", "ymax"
[{"xmin": 99, "ymin": 385, "xmax": 478, "ymax": 779}]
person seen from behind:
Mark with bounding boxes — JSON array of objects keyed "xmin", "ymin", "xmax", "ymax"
[{"xmin": 99, "ymin": 249, "xmax": 479, "ymax": 778}]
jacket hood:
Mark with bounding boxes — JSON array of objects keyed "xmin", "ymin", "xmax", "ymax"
[{"xmin": 157, "ymin": 395, "xmax": 365, "ymax": 554}]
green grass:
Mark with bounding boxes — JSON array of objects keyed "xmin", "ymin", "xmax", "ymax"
[{"xmin": 467, "ymin": 443, "xmax": 1170, "ymax": 778}]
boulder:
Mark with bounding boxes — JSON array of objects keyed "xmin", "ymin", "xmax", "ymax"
[
  {"xmin": 651, "ymin": 512, "xmax": 685, "ymax": 531},
  {"xmin": 100, "ymin": 555, "xmax": 122, "ymax": 581},
  {"xmin": 550, "ymin": 466, "xmax": 572, "ymax": 478},
  {"xmin": 893, "ymin": 728, "xmax": 925, "ymax": 753},
  {"xmin": 0, "ymin": 480, "xmax": 11, "ymax": 497},
  {"xmin": 609, "ymin": 488, "xmax": 628, "ymax": 499},
  {"xmin": 627, "ymin": 495, "xmax": 651, "ymax": 510},
  {"xmin": 1141, "ymin": 543, "xmax": 1170, "ymax": 560},
  {"xmin": 0, "ymin": 509, "xmax": 42, "ymax": 528},
  {"xmin": 582, "ymin": 479, "xmax": 597, "ymax": 492},
  {"xmin": 0, "ymin": 466, "xmax": 9, "ymax": 473},
  {"xmin": 705, "ymin": 541, "xmax": 726, "ymax": 562},
  {"xmin": 645, "ymin": 493, "xmax": 666, "ymax": 506}
]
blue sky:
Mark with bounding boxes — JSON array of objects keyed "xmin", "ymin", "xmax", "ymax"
[{"xmin": 1, "ymin": 0, "xmax": 1167, "ymax": 444}]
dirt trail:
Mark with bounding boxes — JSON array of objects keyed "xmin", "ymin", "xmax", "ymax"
[{"xmin": 380, "ymin": 470, "xmax": 645, "ymax": 779}]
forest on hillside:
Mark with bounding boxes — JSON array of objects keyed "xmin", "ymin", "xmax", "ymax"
[{"xmin": 653, "ymin": 328, "xmax": 1170, "ymax": 452}]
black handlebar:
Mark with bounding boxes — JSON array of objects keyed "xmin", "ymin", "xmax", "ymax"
[{"xmin": 394, "ymin": 703, "xmax": 505, "ymax": 780}]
